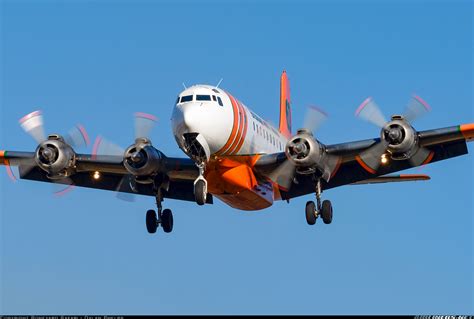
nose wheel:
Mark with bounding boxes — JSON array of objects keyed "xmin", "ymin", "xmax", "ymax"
[
  {"xmin": 194, "ymin": 163, "xmax": 208, "ymax": 206},
  {"xmin": 146, "ymin": 188, "xmax": 174, "ymax": 234},
  {"xmin": 305, "ymin": 179, "xmax": 333, "ymax": 225}
]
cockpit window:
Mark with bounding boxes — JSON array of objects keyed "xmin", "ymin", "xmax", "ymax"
[
  {"xmin": 212, "ymin": 95, "xmax": 217, "ymax": 101},
  {"xmin": 180, "ymin": 95, "xmax": 193, "ymax": 103},
  {"xmin": 196, "ymin": 95, "xmax": 211, "ymax": 101},
  {"xmin": 175, "ymin": 97, "xmax": 179, "ymax": 104},
  {"xmin": 217, "ymin": 96, "xmax": 223, "ymax": 106}
]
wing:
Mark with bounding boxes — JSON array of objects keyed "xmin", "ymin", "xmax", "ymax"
[
  {"xmin": 0, "ymin": 150, "xmax": 211, "ymax": 203},
  {"xmin": 254, "ymin": 123, "xmax": 473, "ymax": 200}
]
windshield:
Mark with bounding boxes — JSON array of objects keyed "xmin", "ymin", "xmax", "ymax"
[
  {"xmin": 196, "ymin": 95, "xmax": 211, "ymax": 101},
  {"xmin": 180, "ymin": 95, "xmax": 193, "ymax": 103}
]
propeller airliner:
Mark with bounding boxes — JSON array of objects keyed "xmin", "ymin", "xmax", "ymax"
[{"xmin": 1, "ymin": 71, "xmax": 473, "ymax": 234}]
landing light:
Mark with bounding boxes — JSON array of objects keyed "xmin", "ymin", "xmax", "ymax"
[
  {"xmin": 381, "ymin": 154, "xmax": 389, "ymax": 165},
  {"xmin": 93, "ymin": 171, "xmax": 101, "ymax": 180}
]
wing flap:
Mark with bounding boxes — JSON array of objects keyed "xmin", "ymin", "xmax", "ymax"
[{"xmin": 350, "ymin": 174, "xmax": 430, "ymax": 185}]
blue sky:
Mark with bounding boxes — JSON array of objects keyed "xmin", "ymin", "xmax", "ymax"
[{"xmin": 1, "ymin": 0, "xmax": 472, "ymax": 315}]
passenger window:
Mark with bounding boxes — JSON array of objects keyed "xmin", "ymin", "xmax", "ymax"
[
  {"xmin": 196, "ymin": 95, "xmax": 211, "ymax": 101},
  {"xmin": 217, "ymin": 96, "xmax": 224, "ymax": 106},
  {"xmin": 181, "ymin": 95, "xmax": 193, "ymax": 103}
]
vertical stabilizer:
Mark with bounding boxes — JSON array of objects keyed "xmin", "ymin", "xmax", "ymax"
[{"xmin": 279, "ymin": 71, "xmax": 292, "ymax": 138}]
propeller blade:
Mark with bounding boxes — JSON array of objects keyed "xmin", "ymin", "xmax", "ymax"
[
  {"xmin": 303, "ymin": 105, "xmax": 328, "ymax": 133},
  {"xmin": 19, "ymin": 110, "xmax": 46, "ymax": 144},
  {"xmin": 404, "ymin": 95, "xmax": 431, "ymax": 123},
  {"xmin": 134, "ymin": 112, "xmax": 157, "ymax": 140},
  {"xmin": 409, "ymin": 147, "xmax": 433, "ymax": 167},
  {"xmin": 355, "ymin": 97, "xmax": 387, "ymax": 128},
  {"xmin": 4, "ymin": 164, "xmax": 18, "ymax": 182},
  {"xmin": 115, "ymin": 174, "xmax": 137, "ymax": 202},
  {"xmin": 52, "ymin": 177, "xmax": 75, "ymax": 197},
  {"xmin": 267, "ymin": 159, "xmax": 296, "ymax": 190},
  {"xmin": 357, "ymin": 140, "xmax": 389, "ymax": 173},
  {"xmin": 323, "ymin": 154, "xmax": 342, "ymax": 181},
  {"xmin": 64, "ymin": 124, "xmax": 90, "ymax": 149},
  {"xmin": 92, "ymin": 136, "xmax": 125, "ymax": 158}
]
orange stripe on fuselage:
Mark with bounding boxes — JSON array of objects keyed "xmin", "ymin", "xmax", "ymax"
[
  {"xmin": 230, "ymin": 100, "xmax": 248, "ymax": 155},
  {"xmin": 225, "ymin": 95, "xmax": 245, "ymax": 155},
  {"xmin": 355, "ymin": 155, "xmax": 376, "ymax": 174},
  {"xmin": 214, "ymin": 93, "xmax": 240, "ymax": 156}
]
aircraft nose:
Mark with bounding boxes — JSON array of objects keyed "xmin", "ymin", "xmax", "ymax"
[
  {"xmin": 172, "ymin": 103, "xmax": 204, "ymax": 136},
  {"xmin": 181, "ymin": 106, "xmax": 201, "ymax": 133}
]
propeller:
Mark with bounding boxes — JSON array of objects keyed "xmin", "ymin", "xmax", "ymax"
[
  {"xmin": 19, "ymin": 110, "xmax": 90, "ymax": 149},
  {"xmin": 355, "ymin": 95, "xmax": 432, "ymax": 172},
  {"xmin": 267, "ymin": 106, "xmax": 341, "ymax": 190},
  {"xmin": 15, "ymin": 110, "xmax": 91, "ymax": 196},
  {"xmin": 93, "ymin": 112, "xmax": 158, "ymax": 201}
]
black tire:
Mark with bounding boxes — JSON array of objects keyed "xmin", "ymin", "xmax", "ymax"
[
  {"xmin": 195, "ymin": 180, "xmax": 207, "ymax": 206},
  {"xmin": 321, "ymin": 200, "xmax": 333, "ymax": 224},
  {"xmin": 161, "ymin": 209, "xmax": 174, "ymax": 233},
  {"xmin": 146, "ymin": 209, "xmax": 158, "ymax": 234},
  {"xmin": 305, "ymin": 201, "xmax": 317, "ymax": 225}
]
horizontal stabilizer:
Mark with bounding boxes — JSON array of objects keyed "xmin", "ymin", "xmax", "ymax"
[{"xmin": 350, "ymin": 174, "xmax": 430, "ymax": 185}]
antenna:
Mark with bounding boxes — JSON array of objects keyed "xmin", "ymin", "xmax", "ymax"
[
  {"xmin": 182, "ymin": 82, "xmax": 187, "ymax": 89},
  {"xmin": 215, "ymin": 78, "xmax": 223, "ymax": 88}
]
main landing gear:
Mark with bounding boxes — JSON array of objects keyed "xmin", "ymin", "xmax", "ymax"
[
  {"xmin": 305, "ymin": 179, "xmax": 333, "ymax": 226},
  {"xmin": 146, "ymin": 188, "xmax": 174, "ymax": 234},
  {"xmin": 194, "ymin": 163, "xmax": 208, "ymax": 206}
]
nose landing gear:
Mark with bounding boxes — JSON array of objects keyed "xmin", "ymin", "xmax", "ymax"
[
  {"xmin": 305, "ymin": 179, "xmax": 333, "ymax": 226},
  {"xmin": 194, "ymin": 163, "xmax": 208, "ymax": 206}
]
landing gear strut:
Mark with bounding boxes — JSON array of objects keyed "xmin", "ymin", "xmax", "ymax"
[
  {"xmin": 194, "ymin": 163, "xmax": 208, "ymax": 206},
  {"xmin": 146, "ymin": 188, "xmax": 174, "ymax": 234},
  {"xmin": 305, "ymin": 179, "xmax": 333, "ymax": 225}
]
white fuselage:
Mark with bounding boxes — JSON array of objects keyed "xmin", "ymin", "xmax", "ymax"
[{"xmin": 171, "ymin": 85, "xmax": 287, "ymax": 159}]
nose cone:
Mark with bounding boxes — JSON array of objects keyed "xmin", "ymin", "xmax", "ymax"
[{"xmin": 172, "ymin": 103, "xmax": 205, "ymax": 136}]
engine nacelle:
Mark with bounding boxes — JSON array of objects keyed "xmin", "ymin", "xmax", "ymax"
[
  {"xmin": 123, "ymin": 138, "xmax": 163, "ymax": 183},
  {"xmin": 381, "ymin": 115, "xmax": 418, "ymax": 160},
  {"xmin": 35, "ymin": 135, "xmax": 76, "ymax": 178},
  {"xmin": 285, "ymin": 129, "xmax": 324, "ymax": 175}
]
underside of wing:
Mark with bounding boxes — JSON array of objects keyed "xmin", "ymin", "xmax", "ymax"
[
  {"xmin": 18, "ymin": 165, "xmax": 210, "ymax": 203},
  {"xmin": 1, "ymin": 149, "xmax": 210, "ymax": 203}
]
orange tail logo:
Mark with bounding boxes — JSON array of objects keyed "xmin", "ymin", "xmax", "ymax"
[{"xmin": 279, "ymin": 71, "xmax": 292, "ymax": 138}]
